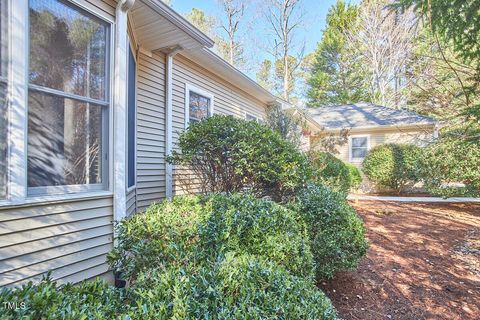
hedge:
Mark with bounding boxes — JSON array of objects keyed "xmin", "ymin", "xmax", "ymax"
[
  {"xmin": 308, "ymin": 151, "xmax": 351, "ymax": 193},
  {"xmin": 362, "ymin": 143, "xmax": 421, "ymax": 193}
]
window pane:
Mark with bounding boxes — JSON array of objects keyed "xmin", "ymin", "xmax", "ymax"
[
  {"xmin": 189, "ymin": 91, "xmax": 210, "ymax": 122},
  {"xmin": 27, "ymin": 91, "xmax": 104, "ymax": 188},
  {"xmin": 29, "ymin": 0, "xmax": 108, "ymax": 100},
  {"xmin": 352, "ymin": 147, "xmax": 367, "ymax": 159},
  {"xmin": 127, "ymin": 47, "xmax": 135, "ymax": 188},
  {"xmin": 352, "ymin": 137, "xmax": 367, "ymax": 148}
]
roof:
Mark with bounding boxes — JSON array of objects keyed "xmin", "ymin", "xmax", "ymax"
[
  {"xmin": 307, "ymin": 103, "xmax": 436, "ymax": 130},
  {"xmin": 132, "ymin": 0, "xmax": 288, "ymax": 107}
]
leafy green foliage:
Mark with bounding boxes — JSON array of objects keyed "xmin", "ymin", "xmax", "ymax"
[
  {"xmin": 109, "ymin": 194, "xmax": 314, "ymax": 282},
  {"xmin": 308, "ymin": 151, "xmax": 352, "ymax": 193},
  {"xmin": 107, "ymin": 196, "xmax": 206, "ymax": 282},
  {"xmin": 293, "ymin": 184, "xmax": 368, "ymax": 279},
  {"xmin": 168, "ymin": 115, "xmax": 311, "ymax": 202},
  {"xmin": 307, "ymin": 0, "xmax": 369, "ymax": 106},
  {"xmin": 419, "ymin": 125, "xmax": 480, "ymax": 197},
  {"xmin": 362, "ymin": 143, "xmax": 422, "ymax": 193},
  {"xmin": 0, "ymin": 277, "xmax": 127, "ymax": 320},
  {"xmin": 199, "ymin": 193, "xmax": 314, "ymax": 279},
  {"xmin": 346, "ymin": 163, "xmax": 362, "ymax": 190},
  {"xmin": 265, "ymin": 104, "xmax": 304, "ymax": 147},
  {"xmin": 127, "ymin": 254, "xmax": 336, "ymax": 319}
]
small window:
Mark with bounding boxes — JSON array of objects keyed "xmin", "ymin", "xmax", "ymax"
[
  {"xmin": 27, "ymin": 0, "xmax": 110, "ymax": 195},
  {"xmin": 186, "ymin": 85, "xmax": 213, "ymax": 125},
  {"xmin": 0, "ymin": 0, "xmax": 8, "ymax": 199},
  {"xmin": 350, "ymin": 136, "xmax": 369, "ymax": 161},
  {"xmin": 127, "ymin": 46, "xmax": 136, "ymax": 189},
  {"xmin": 245, "ymin": 113, "xmax": 263, "ymax": 123}
]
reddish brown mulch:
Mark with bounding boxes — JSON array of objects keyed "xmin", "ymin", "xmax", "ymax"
[{"xmin": 319, "ymin": 201, "xmax": 480, "ymax": 320}]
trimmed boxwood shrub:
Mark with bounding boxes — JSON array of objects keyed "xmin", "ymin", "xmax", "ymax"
[
  {"xmin": 0, "ymin": 277, "xmax": 127, "ymax": 320},
  {"xmin": 293, "ymin": 183, "xmax": 368, "ymax": 279},
  {"xmin": 128, "ymin": 254, "xmax": 336, "ymax": 320},
  {"xmin": 168, "ymin": 115, "xmax": 311, "ymax": 202},
  {"xmin": 308, "ymin": 151, "xmax": 351, "ymax": 193},
  {"xmin": 419, "ymin": 125, "xmax": 480, "ymax": 197},
  {"xmin": 346, "ymin": 163, "xmax": 362, "ymax": 190},
  {"xmin": 362, "ymin": 143, "xmax": 421, "ymax": 193},
  {"xmin": 108, "ymin": 193, "xmax": 314, "ymax": 282}
]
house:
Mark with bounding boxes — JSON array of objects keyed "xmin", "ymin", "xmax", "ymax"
[
  {"xmin": 0, "ymin": 0, "xmax": 289, "ymax": 288},
  {"xmin": 307, "ymin": 103, "xmax": 438, "ymax": 164}
]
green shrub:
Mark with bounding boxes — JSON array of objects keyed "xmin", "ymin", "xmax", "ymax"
[
  {"xmin": 362, "ymin": 143, "xmax": 422, "ymax": 193},
  {"xmin": 109, "ymin": 193, "xmax": 314, "ymax": 281},
  {"xmin": 419, "ymin": 125, "xmax": 480, "ymax": 197},
  {"xmin": 293, "ymin": 184, "xmax": 368, "ymax": 279},
  {"xmin": 107, "ymin": 196, "xmax": 206, "ymax": 282},
  {"xmin": 200, "ymin": 193, "xmax": 314, "ymax": 279},
  {"xmin": 346, "ymin": 163, "xmax": 362, "ymax": 190},
  {"xmin": 168, "ymin": 115, "xmax": 311, "ymax": 202},
  {"xmin": 0, "ymin": 277, "xmax": 126, "ymax": 320},
  {"xmin": 128, "ymin": 254, "xmax": 336, "ymax": 320},
  {"xmin": 308, "ymin": 151, "xmax": 351, "ymax": 193}
]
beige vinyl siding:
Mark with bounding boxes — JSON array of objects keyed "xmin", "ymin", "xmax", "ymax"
[
  {"xmin": 135, "ymin": 51, "xmax": 167, "ymax": 211},
  {"xmin": 312, "ymin": 126, "xmax": 435, "ymax": 165},
  {"xmin": 0, "ymin": 0, "xmax": 116, "ymax": 288},
  {"xmin": 171, "ymin": 54, "xmax": 268, "ymax": 195},
  {"xmin": 0, "ymin": 196, "xmax": 114, "ymax": 288}
]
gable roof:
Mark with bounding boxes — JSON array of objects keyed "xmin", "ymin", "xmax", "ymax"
[{"xmin": 307, "ymin": 103, "xmax": 436, "ymax": 130}]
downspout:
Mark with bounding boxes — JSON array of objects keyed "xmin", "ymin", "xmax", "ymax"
[
  {"xmin": 113, "ymin": 0, "xmax": 135, "ymax": 223},
  {"xmin": 165, "ymin": 45, "xmax": 183, "ymax": 198}
]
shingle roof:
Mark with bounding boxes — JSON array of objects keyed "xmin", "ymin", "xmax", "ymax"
[{"xmin": 307, "ymin": 103, "xmax": 436, "ymax": 130}]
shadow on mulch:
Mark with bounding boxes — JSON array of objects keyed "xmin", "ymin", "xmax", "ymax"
[{"xmin": 319, "ymin": 201, "xmax": 480, "ymax": 320}]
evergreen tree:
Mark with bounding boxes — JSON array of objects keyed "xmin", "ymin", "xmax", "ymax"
[{"xmin": 307, "ymin": 0, "xmax": 368, "ymax": 107}]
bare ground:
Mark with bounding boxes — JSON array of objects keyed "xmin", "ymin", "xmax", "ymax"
[{"xmin": 319, "ymin": 201, "xmax": 480, "ymax": 320}]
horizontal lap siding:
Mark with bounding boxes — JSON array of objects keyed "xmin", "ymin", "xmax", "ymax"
[
  {"xmin": 0, "ymin": 0, "xmax": 116, "ymax": 289},
  {"xmin": 171, "ymin": 54, "xmax": 268, "ymax": 195},
  {"xmin": 136, "ymin": 51, "xmax": 167, "ymax": 211},
  {"xmin": 0, "ymin": 196, "xmax": 114, "ymax": 288}
]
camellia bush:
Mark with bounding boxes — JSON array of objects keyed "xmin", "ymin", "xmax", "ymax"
[
  {"xmin": 109, "ymin": 193, "xmax": 314, "ymax": 282},
  {"xmin": 362, "ymin": 143, "xmax": 422, "ymax": 193},
  {"xmin": 419, "ymin": 125, "xmax": 480, "ymax": 197},
  {"xmin": 292, "ymin": 183, "xmax": 369, "ymax": 279},
  {"xmin": 3, "ymin": 194, "xmax": 337, "ymax": 319},
  {"xmin": 308, "ymin": 151, "xmax": 358, "ymax": 193},
  {"xmin": 168, "ymin": 115, "xmax": 311, "ymax": 202}
]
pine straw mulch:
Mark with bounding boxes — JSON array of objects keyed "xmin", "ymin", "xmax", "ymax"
[{"xmin": 319, "ymin": 200, "xmax": 480, "ymax": 320}]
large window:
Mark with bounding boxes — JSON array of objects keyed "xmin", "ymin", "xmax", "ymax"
[
  {"xmin": 27, "ymin": 0, "xmax": 110, "ymax": 195},
  {"xmin": 127, "ymin": 45, "xmax": 136, "ymax": 189},
  {"xmin": 350, "ymin": 136, "xmax": 369, "ymax": 161},
  {"xmin": 0, "ymin": 0, "xmax": 7, "ymax": 199},
  {"xmin": 186, "ymin": 85, "xmax": 213, "ymax": 125}
]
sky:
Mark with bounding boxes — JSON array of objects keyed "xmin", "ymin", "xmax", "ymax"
[{"xmin": 169, "ymin": 0, "xmax": 361, "ymax": 79}]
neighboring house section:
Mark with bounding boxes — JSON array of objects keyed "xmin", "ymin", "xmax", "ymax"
[
  {"xmin": 307, "ymin": 103, "xmax": 438, "ymax": 165},
  {"xmin": 0, "ymin": 0, "xmax": 285, "ymax": 288}
]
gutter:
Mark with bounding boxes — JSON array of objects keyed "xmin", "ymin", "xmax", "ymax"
[{"xmin": 165, "ymin": 46, "xmax": 183, "ymax": 198}]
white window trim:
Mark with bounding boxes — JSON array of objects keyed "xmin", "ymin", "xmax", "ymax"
[
  {"xmin": 349, "ymin": 134, "xmax": 370, "ymax": 163},
  {"xmin": 184, "ymin": 83, "xmax": 214, "ymax": 128},
  {"xmin": 245, "ymin": 111, "xmax": 263, "ymax": 123},
  {"xmin": 0, "ymin": 0, "xmax": 115, "ymax": 207},
  {"xmin": 126, "ymin": 39, "xmax": 137, "ymax": 192}
]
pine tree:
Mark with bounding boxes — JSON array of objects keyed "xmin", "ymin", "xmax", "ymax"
[{"xmin": 307, "ymin": 0, "xmax": 368, "ymax": 107}]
